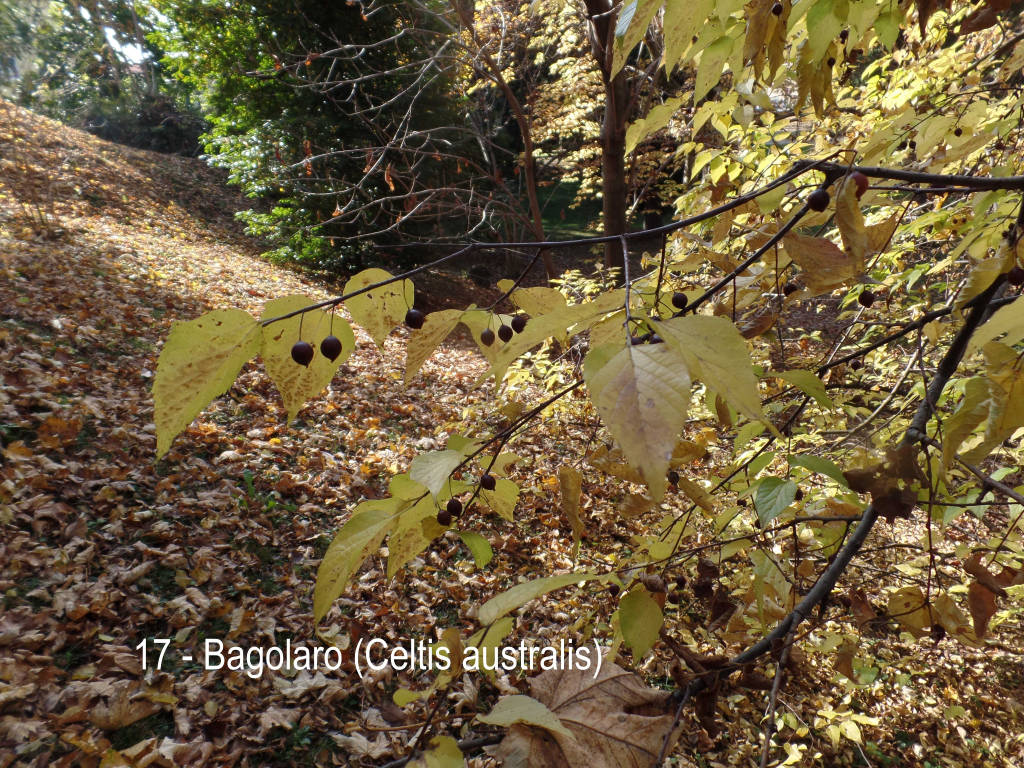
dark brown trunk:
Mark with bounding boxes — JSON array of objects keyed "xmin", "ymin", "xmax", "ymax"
[
  {"xmin": 601, "ymin": 69, "xmax": 630, "ymax": 271},
  {"xmin": 582, "ymin": 0, "xmax": 631, "ymax": 272}
]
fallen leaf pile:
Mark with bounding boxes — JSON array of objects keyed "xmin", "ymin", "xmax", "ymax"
[{"xmin": 2, "ymin": 99, "xmax": 1023, "ymax": 767}]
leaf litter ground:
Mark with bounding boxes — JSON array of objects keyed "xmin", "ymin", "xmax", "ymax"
[{"xmin": 1, "ymin": 100, "xmax": 1022, "ymax": 767}]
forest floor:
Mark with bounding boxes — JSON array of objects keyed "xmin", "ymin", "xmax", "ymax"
[{"xmin": 1, "ymin": 99, "xmax": 1022, "ymax": 768}]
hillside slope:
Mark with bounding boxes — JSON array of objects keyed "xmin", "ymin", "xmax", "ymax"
[{"xmin": 0, "ymin": 100, "xmax": 501, "ymax": 766}]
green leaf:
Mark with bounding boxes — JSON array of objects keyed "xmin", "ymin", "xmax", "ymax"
[
  {"xmin": 754, "ymin": 477, "xmax": 798, "ymax": 525},
  {"xmin": 260, "ymin": 295, "xmax": 355, "ymax": 421},
  {"xmin": 410, "ymin": 450, "xmax": 463, "ymax": 496},
  {"xmin": 407, "ymin": 735, "xmax": 464, "ymax": 768},
  {"xmin": 479, "ymin": 291, "xmax": 624, "ymax": 385},
  {"xmin": 153, "ymin": 309, "xmax": 260, "ymax": 458},
  {"xmin": 805, "ymin": 0, "xmax": 844, "ymax": 63},
  {"xmin": 314, "ymin": 499, "xmax": 397, "ymax": 621},
  {"xmin": 479, "ymin": 573, "xmax": 600, "ymax": 626},
  {"xmin": 405, "ymin": 309, "xmax": 463, "ymax": 384},
  {"xmin": 478, "ymin": 695, "xmax": 574, "ymax": 739},
  {"xmin": 788, "ymin": 454, "xmax": 847, "ymax": 487},
  {"xmin": 658, "ymin": 315, "xmax": 763, "ymax": 422},
  {"xmin": 342, "ymin": 268, "xmax": 413, "ymax": 349},
  {"xmin": 776, "ymin": 369, "xmax": 834, "ymax": 409},
  {"xmin": 459, "ymin": 531, "xmax": 494, "ymax": 568},
  {"xmin": 619, "ymin": 587, "xmax": 663, "ymax": 660},
  {"xmin": 583, "ymin": 342, "xmax": 692, "ymax": 502}
]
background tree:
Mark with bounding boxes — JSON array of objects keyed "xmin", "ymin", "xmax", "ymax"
[{"xmin": 0, "ymin": 0, "xmax": 203, "ymax": 153}]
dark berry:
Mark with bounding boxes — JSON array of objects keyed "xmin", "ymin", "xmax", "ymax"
[
  {"xmin": 671, "ymin": 292, "xmax": 688, "ymax": 309},
  {"xmin": 320, "ymin": 335, "xmax": 343, "ymax": 361},
  {"xmin": 771, "ymin": 1, "xmax": 782, "ymax": 15},
  {"xmin": 480, "ymin": 328, "xmax": 496, "ymax": 346},
  {"xmin": 675, "ymin": 574, "xmax": 687, "ymax": 589},
  {"xmin": 783, "ymin": 281, "xmax": 800, "ymax": 296},
  {"xmin": 405, "ymin": 308, "xmax": 425, "ymax": 329},
  {"xmin": 498, "ymin": 324, "xmax": 514, "ymax": 343},
  {"xmin": 795, "ymin": 487, "xmax": 804, "ymax": 501},
  {"xmin": 480, "ymin": 473, "xmax": 496, "ymax": 491},
  {"xmin": 850, "ymin": 172, "xmax": 869, "ymax": 199},
  {"xmin": 446, "ymin": 498, "xmax": 463, "ymax": 518},
  {"xmin": 437, "ymin": 508, "xmax": 452, "ymax": 526},
  {"xmin": 1007, "ymin": 265, "xmax": 1024, "ymax": 286},
  {"xmin": 808, "ymin": 188, "xmax": 830, "ymax": 212},
  {"xmin": 953, "ymin": 127, "xmax": 962, "ymax": 137},
  {"xmin": 608, "ymin": 583, "xmax": 621, "ymax": 597},
  {"xmin": 291, "ymin": 340, "xmax": 315, "ymax": 367},
  {"xmin": 827, "ymin": 57, "xmax": 836, "ymax": 67},
  {"xmin": 839, "ymin": 29, "xmax": 849, "ymax": 41},
  {"xmin": 668, "ymin": 470, "xmax": 680, "ymax": 485},
  {"xmin": 850, "ymin": 359, "xmax": 863, "ymax": 370},
  {"xmin": 858, "ymin": 289, "xmax": 876, "ymax": 308},
  {"xmin": 630, "ymin": 335, "xmax": 644, "ymax": 345},
  {"xmin": 511, "ymin": 314, "xmax": 528, "ymax": 333}
]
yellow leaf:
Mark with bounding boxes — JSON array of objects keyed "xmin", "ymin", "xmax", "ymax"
[
  {"xmin": 260, "ymin": 296, "xmax": 355, "ymax": 421},
  {"xmin": 835, "ymin": 176, "xmax": 868, "ymax": 269},
  {"xmin": 405, "ymin": 309, "xmax": 462, "ymax": 384},
  {"xmin": 783, "ymin": 232, "xmax": 858, "ymax": 296},
  {"xmin": 153, "ymin": 309, "xmax": 260, "ymax": 458},
  {"xmin": 584, "ymin": 342, "xmax": 692, "ymax": 502},
  {"xmin": 657, "ymin": 315, "xmax": 763, "ymax": 423},
  {"xmin": 343, "ymin": 268, "xmax": 414, "ymax": 349}
]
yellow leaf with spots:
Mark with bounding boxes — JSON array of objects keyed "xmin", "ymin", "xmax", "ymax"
[
  {"xmin": 260, "ymin": 295, "xmax": 355, "ymax": 421},
  {"xmin": 153, "ymin": 309, "xmax": 260, "ymax": 458}
]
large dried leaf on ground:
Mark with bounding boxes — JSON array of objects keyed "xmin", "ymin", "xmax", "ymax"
[
  {"xmin": 491, "ymin": 660, "xmax": 680, "ymax": 768},
  {"xmin": 584, "ymin": 342, "xmax": 691, "ymax": 502},
  {"xmin": 153, "ymin": 308, "xmax": 260, "ymax": 457},
  {"xmin": 260, "ymin": 295, "xmax": 355, "ymax": 421},
  {"xmin": 343, "ymin": 268, "xmax": 413, "ymax": 348}
]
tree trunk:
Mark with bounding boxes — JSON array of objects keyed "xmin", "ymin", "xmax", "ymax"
[
  {"xmin": 600, "ymin": 69, "xmax": 629, "ymax": 271},
  {"xmin": 583, "ymin": 0, "xmax": 631, "ymax": 272}
]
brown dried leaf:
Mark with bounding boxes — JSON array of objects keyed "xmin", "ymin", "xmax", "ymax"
[
  {"xmin": 964, "ymin": 553, "xmax": 1009, "ymax": 598},
  {"xmin": 967, "ymin": 580, "xmax": 998, "ymax": 639},
  {"xmin": 491, "ymin": 661, "xmax": 681, "ymax": 768}
]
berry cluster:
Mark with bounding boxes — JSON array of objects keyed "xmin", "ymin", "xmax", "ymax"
[
  {"xmin": 291, "ymin": 335, "xmax": 345, "ymax": 367},
  {"xmin": 480, "ymin": 314, "xmax": 528, "ymax": 346}
]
